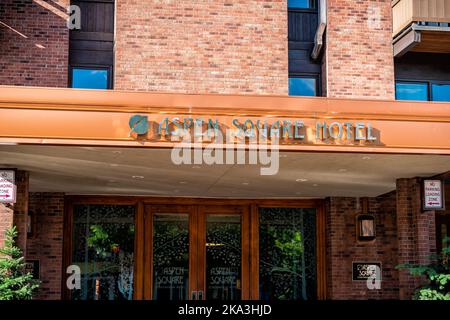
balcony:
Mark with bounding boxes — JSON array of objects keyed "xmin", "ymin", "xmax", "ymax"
[{"xmin": 392, "ymin": 0, "xmax": 450, "ymax": 56}]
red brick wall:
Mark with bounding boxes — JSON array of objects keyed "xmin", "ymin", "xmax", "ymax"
[
  {"xmin": 0, "ymin": 171, "xmax": 28, "ymax": 251},
  {"xmin": 27, "ymin": 192, "xmax": 65, "ymax": 300},
  {"xmin": 326, "ymin": 192, "xmax": 399, "ymax": 299},
  {"xmin": 325, "ymin": 0, "xmax": 395, "ymax": 99},
  {"xmin": 396, "ymin": 178, "xmax": 436, "ymax": 299},
  {"xmin": 0, "ymin": 0, "xmax": 69, "ymax": 87},
  {"xmin": 0, "ymin": 203, "xmax": 13, "ymax": 249},
  {"xmin": 114, "ymin": 0, "xmax": 288, "ymax": 94}
]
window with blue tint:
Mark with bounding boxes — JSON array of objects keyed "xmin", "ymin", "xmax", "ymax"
[
  {"xmin": 289, "ymin": 77, "xmax": 317, "ymax": 96},
  {"xmin": 71, "ymin": 68, "xmax": 109, "ymax": 89},
  {"xmin": 431, "ymin": 84, "xmax": 450, "ymax": 102},
  {"xmin": 288, "ymin": 0, "xmax": 315, "ymax": 9},
  {"xmin": 395, "ymin": 82, "xmax": 428, "ymax": 101}
]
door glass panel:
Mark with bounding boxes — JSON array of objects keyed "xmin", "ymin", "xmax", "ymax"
[
  {"xmin": 72, "ymin": 205, "xmax": 135, "ymax": 300},
  {"xmin": 259, "ymin": 208, "xmax": 316, "ymax": 300},
  {"xmin": 152, "ymin": 214, "xmax": 189, "ymax": 300},
  {"xmin": 206, "ymin": 214, "xmax": 241, "ymax": 300}
]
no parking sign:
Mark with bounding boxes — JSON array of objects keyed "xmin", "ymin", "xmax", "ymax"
[{"xmin": 0, "ymin": 170, "xmax": 16, "ymax": 203}]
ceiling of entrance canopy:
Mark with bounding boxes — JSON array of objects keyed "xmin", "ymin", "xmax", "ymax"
[{"xmin": 0, "ymin": 145, "xmax": 448, "ymax": 198}]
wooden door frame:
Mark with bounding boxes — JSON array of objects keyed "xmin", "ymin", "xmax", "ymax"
[
  {"xmin": 252, "ymin": 200, "xmax": 326, "ymax": 300},
  {"xmin": 143, "ymin": 205, "xmax": 195, "ymax": 300},
  {"xmin": 197, "ymin": 205, "xmax": 251, "ymax": 300},
  {"xmin": 63, "ymin": 196, "xmax": 326, "ymax": 300}
]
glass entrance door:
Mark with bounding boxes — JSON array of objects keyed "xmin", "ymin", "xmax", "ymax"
[{"xmin": 144, "ymin": 205, "xmax": 250, "ymax": 300}]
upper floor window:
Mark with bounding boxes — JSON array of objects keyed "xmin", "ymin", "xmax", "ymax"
[
  {"xmin": 396, "ymin": 80, "xmax": 450, "ymax": 102},
  {"xmin": 417, "ymin": 21, "xmax": 449, "ymax": 27},
  {"xmin": 432, "ymin": 83, "xmax": 450, "ymax": 102},
  {"xmin": 395, "ymin": 81, "xmax": 428, "ymax": 101},
  {"xmin": 71, "ymin": 67, "xmax": 110, "ymax": 89},
  {"xmin": 289, "ymin": 76, "xmax": 318, "ymax": 96},
  {"xmin": 288, "ymin": 0, "xmax": 316, "ymax": 9}
]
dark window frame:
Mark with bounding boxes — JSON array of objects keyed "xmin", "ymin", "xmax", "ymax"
[
  {"xmin": 289, "ymin": 73, "xmax": 321, "ymax": 97},
  {"xmin": 395, "ymin": 79, "xmax": 450, "ymax": 101},
  {"xmin": 69, "ymin": 65, "xmax": 113, "ymax": 90}
]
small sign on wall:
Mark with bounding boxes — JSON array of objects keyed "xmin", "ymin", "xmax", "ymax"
[
  {"xmin": 0, "ymin": 170, "xmax": 16, "ymax": 203},
  {"xmin": 352, "ymin": 262, "xmax": 382, "ymax": 281},
  {"xmin": 423, "ymin": 179, "xmax": 445, "ymax": 211},
  {"xmin": 24, "ymin": 260, "xmax": 40, "ymax": 280}
]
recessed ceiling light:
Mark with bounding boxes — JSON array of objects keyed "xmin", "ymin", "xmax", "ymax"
[
  {"xmin": 132, "ymin": 175, "xmax": 144, "ymax": 179},
  {"xmin": 110, "ymin": 163, "xmax": 119, "ymax": 167},
  {"xmin": 242, "ymin": 182, "xmax": 249, "ymax": 185},
  {"xmin": 338, "ymin": 168, "xmax": 347, "ymax": 172},
  {"xmin": 313, "ymin": 184, "xmax": 319, "ymax": 187},
  {"xmin": 179, "ymin": 181, "xmax": 187, "ymax": 184},
  {"xmin": 296, "ymin": 178, "xmax": 308, "ymax": 182},
  {"xmin": 362, "ymin": 156, "xmax": 371, "ymax": 160}
]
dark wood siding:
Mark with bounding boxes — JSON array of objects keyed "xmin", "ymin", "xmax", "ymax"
[
  {"xmin": 287, "ymin": 8, "xmax": 321, "ymax": 95},
  {"xmin": 395, "ymin": 52, "xmax": 450, "ymax": 81},
  {"xmin": 288, "ymin": 11, "xmax": 318, "ymax": 42},
  {"xmin": 75, "ymin": 0, "xmax": 114, "ymax": 33},
  {"xmin": 69, "ymin": 0, "xmax": 114, "ymax": 87},
  {"xmin": 288, "ymin": 42, "xmax": 320, "ymax": 74}
]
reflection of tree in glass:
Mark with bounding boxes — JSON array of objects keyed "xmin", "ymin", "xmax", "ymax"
[
  {"xmin": 86, "ymin": 224, "xmax": 135, "ymax": 260},
  {"xmin": 71, "ymin": 205, "xmax": 135, "ymax": 300},
  {"xmin": 259, "ymin": 208, "xmax": 316, "ymax": 301}
]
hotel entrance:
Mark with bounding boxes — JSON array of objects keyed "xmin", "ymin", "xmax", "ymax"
[
  {"xmin": 145, "ymin": 205, "xmax": 250, "ymax": 300},
  {"xmin": 65, "ymin": 198, "xmax": 325, "ymax": 301}
]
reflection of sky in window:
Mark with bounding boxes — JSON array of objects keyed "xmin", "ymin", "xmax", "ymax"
[
  {"xmin": 288, "ymin": 0, "xmax": 311, "ymax": 8},
  {"xmin": 395, "ymin": 82, "xmax": 428, "ymax": 101},
  {"xmin": 72, "ymin": 68, "xmax": 108, "ymax": 89},
  {"xmin": 432, "ymin": 84, "xmax": 450, "ymax": 102},
  {"xmin": 289, "ymin": 77, "xmax": 316, "ymax": 96}
]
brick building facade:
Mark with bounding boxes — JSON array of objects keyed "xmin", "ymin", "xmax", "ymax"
[
  {"xmin": 0, "ymin": 0, "xmax": 449, "ymax": 301},
  {"xmin": 0, "ymin": 0, "xmax": 69, "ymax": 87}
]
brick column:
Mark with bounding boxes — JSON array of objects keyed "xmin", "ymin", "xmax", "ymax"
[
  {"xmin": 326, "ymin": 0, "xmax": 395, "ymax": 99},
  {"xmin": 325, "ymin": 194, "xmax": 399, "ymax": 299},
  {"xmin": 0, "ymin": 170, "xmax": 29, "ymax": 254},
  {"xmin": 396, "ymin": 178, "xmax": 436, "ymax": 299},
  {"xmin": 0, "ymin": 200, "xmax": 14, "ymax": 249},
  {"xmin": 27, "ymin": 192, "xmax": 65, "ymax": 300},
  {"xmin": 0, "ymin": 0, "xmax": 69, "ymax": 87},
  {"xmin": 114, "ymin": 0, "xmax": 288, "ymax": 94}
]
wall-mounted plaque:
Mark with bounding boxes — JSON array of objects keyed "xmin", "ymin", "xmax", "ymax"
[
  {"xmin": 24, "ymin": 260, "xmax": 40, "ymax": 280},
  {"xmin": 352, "ymin": 262, "xmax": 382, "ymax": 281}
]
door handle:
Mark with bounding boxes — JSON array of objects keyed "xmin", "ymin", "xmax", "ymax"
[
  {"xmin": 191, "ymin": 291, "xmax": 198, "ymax": 300},
  {"xmin": 198, "ymin": 290, "xmax": 204, "ymax": 300}
]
